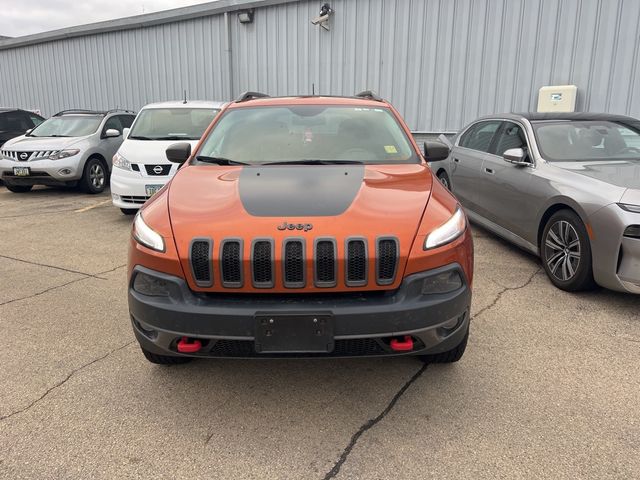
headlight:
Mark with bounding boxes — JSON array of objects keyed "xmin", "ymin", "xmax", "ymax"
[
  {"xmin": 49, "ymin": 149, "xmax": 80, "ymax": 160},
  {"xmin": 132, "ymin": 212, "xmax": 165, "ymax": 252},
  {"xmin": 424, "ymin": 207, "xmax": 466, "ymax": 250},
  {"xmin": 112, "ymin": 152, "xmax": 131, "ymax": 170},
  {"xmin": 618, "ymin": 203, "xmax": 640, "ymax": 213}
]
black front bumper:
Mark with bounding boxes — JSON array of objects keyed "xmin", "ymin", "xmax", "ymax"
[{"xmin": 128, "ymin": 264, "xmax": 471, "ymax": 358}]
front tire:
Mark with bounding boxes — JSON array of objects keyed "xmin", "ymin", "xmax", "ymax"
[
  {"xmin": 437, "ymin": 170, "xmax": 451, "ymax": 190},
  {"xmin": 541, "ymin": 210, "xmax": 595, "ymax": 291},
  {"xmin": 141, "ymin": 347, "xmax": 192, "ymax": 365},
  {"xmin": 80, "ymin": 157, "xmax": 107, "ymax": 194},
  {"xmin": 419, "ymin": 329, "xmax": 468, "ymax": 364},
  {"xmin": 5, "ymin": 184, "xmax": 33, "ymax": 193}
]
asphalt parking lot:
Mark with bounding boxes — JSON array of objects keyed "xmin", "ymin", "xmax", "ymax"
[{"xmin": 0, "ymin": 186, "xmax": 638, "ymax": 480}]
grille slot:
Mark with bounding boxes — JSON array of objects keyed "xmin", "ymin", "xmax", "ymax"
[
  {"xmin": 252, "ymin": 239, "xmax": 274, "ymax": 288},
  {"xmin": 315, "ymin": 239, "xmax": 337, "ymax": 287},
  {"xmin": 209, "ymin": 338, "xmax": 386, "ymax": 357},
  {"xmin": 376, "ymin": 237, "xmax": 399, "ymax": 285},
  {"xmin": 346, "ymin": 238, "xmax": 368, "ymax": 287},
  {"xmin": 220, "ymin": 239, "xmax": 243, "ymax": 288},
  {"xmin": 190, "ymin": 239, "xmax": 213, "ymax": 287},
  {"xmin": 283, "ymin": 239, "xmax": 305, "ymax": 288}
]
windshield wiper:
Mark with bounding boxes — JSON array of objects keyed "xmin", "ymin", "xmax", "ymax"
[
  {"xmin": 129, "ymin": 135, "xmax": 152, "ymax": 140},
  {"xmin": 196, "ymin": 156, "xmax": 251, "ymax": 166},
  {"xmin": 261, "ymin": 159, "xmax": 364, "ymax": 165},
  {"xmin": 154, "ymin": 135, "xmax": 197, "ymax": 141},
  {"xmin": 50, "ymin": 134, "xmax": 72, "ymax": 137}
]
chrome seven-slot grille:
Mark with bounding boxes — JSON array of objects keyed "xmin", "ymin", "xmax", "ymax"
[{"xmin": 188, "ymin": 237, "xmax": 399, "ymax": 289}]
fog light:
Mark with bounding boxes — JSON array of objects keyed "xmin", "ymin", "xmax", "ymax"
[
  {"xmin": 58, "ymin": 168, "xmax": 72, "ymax": 175},
  {"xmin": 133, "ymin": 272, "xmax": 170, "ymax": 297},
  {"xmin": 421, "ymin": 270, "xmax": 463, "ymax": 294},
  {"xmin": 623, "ymin": 225, "xmax": 640, "ymax": 238}
]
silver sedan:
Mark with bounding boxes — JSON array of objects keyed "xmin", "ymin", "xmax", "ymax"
[{"xmin": 430, "ymin": 112, "xmax": 640, "ymax": 294}]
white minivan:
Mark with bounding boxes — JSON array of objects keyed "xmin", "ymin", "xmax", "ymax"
[{"xmin": 110, "ymin": 100, "xmax": 224, "ymax": 214}]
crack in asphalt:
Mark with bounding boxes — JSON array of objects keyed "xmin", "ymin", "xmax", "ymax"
[
  {"xmin": 0, "ymin": 264, "xmax": 127, "ymax": 306},
  {"xmin": 322, "ymin": 363, "xmax": 428, "ymax": 480},
  {"xmin": 0, "ymin": 340, "xmax": 135, "ymax": 422},
  {"xmin": 472, "ymin": 267, "xmax": 543, "ymax": 320},
  {"xmin": 0, "ymin": 254, "xmax": 104, "ymax": 278}
]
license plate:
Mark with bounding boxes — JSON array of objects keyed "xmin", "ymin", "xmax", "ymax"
[
  {"xmin": 13, "ymin": 167, "xmax": 30, "ymax": 176},
  {"xmin": 255, "ymin": 314, "xmax": 334, "ymax": 353},
  {"xmin": 145, "ymin": 184, "xmax": 163, "ymax": 197}
]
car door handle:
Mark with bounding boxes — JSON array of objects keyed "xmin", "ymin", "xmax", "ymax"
[
  {"xmin": 453, "ymin": 158, "xmax": 460, "ymax": 163},
  {"xmin": 484, "ymin": 167, "xmax": 494, "ymax": 175}
]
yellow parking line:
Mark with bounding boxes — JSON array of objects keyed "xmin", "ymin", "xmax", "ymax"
[{"xmin": 74, "ymin": 199, "xmax": 111, "ymax": 213}]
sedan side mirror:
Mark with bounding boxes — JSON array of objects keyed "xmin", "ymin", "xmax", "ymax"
[
  {"xmin": 122, "ymin": 127, "xmax": 130, "ymax": 140},
  {"xmin": 503, "ymin": 148, "xmax": 530, "ymax": 166},
  {"xmin": 423, "ymin": 141, "xmax": 450, "ymax": 162},
  {"xmin": 104, "ymin": 128, "xmax": 121, "ymax": 138},
  {"xmin": 166, "ymin": 142, "xmax": 192, "ymax": 163}
]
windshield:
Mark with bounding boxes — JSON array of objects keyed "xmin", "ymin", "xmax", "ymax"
[
  {"xmin": 29, "ymin": 115, "xmax": 102, "ymax": 137},
  {"xmin": 533, "ymin": 120, "xmax": 640, "ymax": 161},
  {"xmin": 197, "ymin": 105, "xmax": 419, "ymax": 164},
  {"xmin": 129, "ymin": 108, "xmax": 219, "ymax": 140}
]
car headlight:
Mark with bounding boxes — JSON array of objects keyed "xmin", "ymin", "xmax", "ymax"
[
  {"xmin": 132, "ymin": 212, "xmax": 165, "ymax": 252},
  {"xmin": 49, "ymin": 149, "xmax": 80, "ymax": 160},
  {"xmin": 112, "ymin": 152, "xmax": 131, "ymax": 170},
  {"xmin": 424, "ymin": 207, "xmax": 466, "ymax": 250},
  {"xmin": 618, "ymin": 203, "xmax": 640, "ymax": 214}
]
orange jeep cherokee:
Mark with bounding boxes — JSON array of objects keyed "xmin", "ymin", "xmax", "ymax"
[{"xmin": 128, "ymin": 91, "xmax": 473, "ymax": 364}]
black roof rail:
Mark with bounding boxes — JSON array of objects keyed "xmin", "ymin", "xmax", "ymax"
[
  {"xmin": 354, "ymin": 90, "xmax": 383, "ymax": 102},
  {"xmin": 235, "ymin": 91, "xmax": 270, "ymax": 103},
  {"xmin": 53, "ymin": 109, "xmax": 105, "ymax": 117}
]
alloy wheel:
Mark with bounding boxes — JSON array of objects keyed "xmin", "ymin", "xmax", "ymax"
[
  {"xmin": 544, "ymin": 220, "xmax": 581, "ymax": 282},
  {"xmin": 90, "ymin": 163, "xmax": 105, "ymax": 189}
]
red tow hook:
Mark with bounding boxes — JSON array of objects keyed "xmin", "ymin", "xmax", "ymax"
[
  {"xmin": 390, "ymin": 335, "xmax": 414, "ymax": 352},
  {"xmin": 176, "ymin": 336, "xmax": 202, "ymax": 354}
]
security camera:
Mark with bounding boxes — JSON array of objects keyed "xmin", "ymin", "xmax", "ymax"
[{"xmin": 311, "ymin": 14, "xmax": 329, "ymax": 25}]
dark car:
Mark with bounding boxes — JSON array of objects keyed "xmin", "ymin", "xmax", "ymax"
[{"xmin": 0, "ymin": 108, "xmax": 45, "ymax": 147}]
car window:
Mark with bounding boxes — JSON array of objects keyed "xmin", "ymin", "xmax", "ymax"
[
  {"xmin": 28, "ymin": 114, "xmax": 44, "ymax": 127},
  {"xmin": 129, "ymin": 108, "xmax": 219, "ymax": 140},
  {"xmin": 198, "ymin": 105, "xmax": 419, "ymax": 164},
  {"xmin": 29, "ymin": 115, "xmax": 103, "ymax": 137},
  {"xmin": 120, "ymin": 115, "xmax": 135, "ymax": 129},
  {"xmin": 103, "ymin": 116, "xmax": 123, "ymax": 134},
  {"xmin": 533, "ymin": 120, "xmax": 640, "ymax": 161},
  {"xmin": 459, "ymin": 121, "xmax": 501, "ymax": 152},
  {"xmin": 493, "ymin": 122, "xmax": 528, "ymax": 157},
  {"xmin": 0, "ymin": 112, "xmax": 30, "ymax": 132}
]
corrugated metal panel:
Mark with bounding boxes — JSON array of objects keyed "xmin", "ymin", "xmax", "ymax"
[{"xmin": 1, "ymin": 0, "xmax": 639, "ymax": 132}]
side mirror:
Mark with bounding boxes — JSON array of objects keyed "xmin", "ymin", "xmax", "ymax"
[
  {"xmin": 122, "ymin": 127, "xmax": 130, "ymax": 140},
  {"xmin": 104, "ymin": 128, "xmax": 121, "ymax": 138},
  {"xmin": 423, "ymin": 141, "xmax": 450, "ymax": 162},
  {"xmin": 503, "ymin": 148, "xmax": 530, "ymax": 165},
  {"xmin": 166, "ymin": 142, "xmax": 192, "ymax": 163}
]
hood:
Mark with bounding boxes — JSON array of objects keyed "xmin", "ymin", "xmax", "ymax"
[
  {"xmin": 118, "ymin": 138, "xmax": 201, "ymax": 164},
  {"xmin": 167, "ymin": 163, "xmax": 433, "ymax": 292},
  {"xmin": 552, "ymin": 159, "xmax": 640, "ymax": 189},
  {"xmin": 2, "ymin": 135, "xmax": 88, "ymax": 151}
]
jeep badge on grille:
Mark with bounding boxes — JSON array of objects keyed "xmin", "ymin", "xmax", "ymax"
[{"xmin": 277, "ymin": 222, "xmax": 313, "ymax": 232}]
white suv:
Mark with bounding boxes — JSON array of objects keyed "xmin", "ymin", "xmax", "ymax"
[
  {"xmin": 110, "ymin": 100, "xmax": 224, "ymax": 214},
  {"xmin": 0, "ymin": 109, "xmax": 135, "ymax": 193}
]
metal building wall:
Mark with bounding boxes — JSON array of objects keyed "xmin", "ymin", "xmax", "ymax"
[{"xmin": 1, "ymin": 0, "xmax": 640, "ymax": 133}]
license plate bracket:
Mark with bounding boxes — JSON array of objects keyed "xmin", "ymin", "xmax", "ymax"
[
  {"xmin": 255, "ymin": 314, "xmax": 334, "ymax": 353},
  {"xmin": 145, "ymin": 184, "xmax": 163, "ymax": 197},
  {"xmin": 13, "ymin": 167, "xmax": 30, "ymax": 176}
]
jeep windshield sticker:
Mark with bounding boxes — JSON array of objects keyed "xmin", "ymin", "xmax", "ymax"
[{"xmin": 384, "ymin": 145, "xmax": 398, "ymax": 154}]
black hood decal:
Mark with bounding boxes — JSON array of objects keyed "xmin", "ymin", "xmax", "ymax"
[{"xmin": 239, "ymin": 165, "xmax": 365, "ymax": 217}]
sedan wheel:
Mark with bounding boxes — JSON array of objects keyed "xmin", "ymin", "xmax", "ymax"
[
  {"xmin": 80, "ymin": 157, "xmax": 108, "ymax": 194},
  {"xmin": 437, "ymin": 171, "xmax": 451, "ymax": 190},
  {"xmin": 541, "ymin": 210, "xmax": 595, "ymax": 291}
]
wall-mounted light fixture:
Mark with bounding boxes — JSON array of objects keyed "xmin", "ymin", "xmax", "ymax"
[
  {"xmin": 238, "ymin": 9, "xmax": 254, "ymax": 24},
  {"xmin": 311, "ymin": 3, "xmax": 333, "ymax": 31}
]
